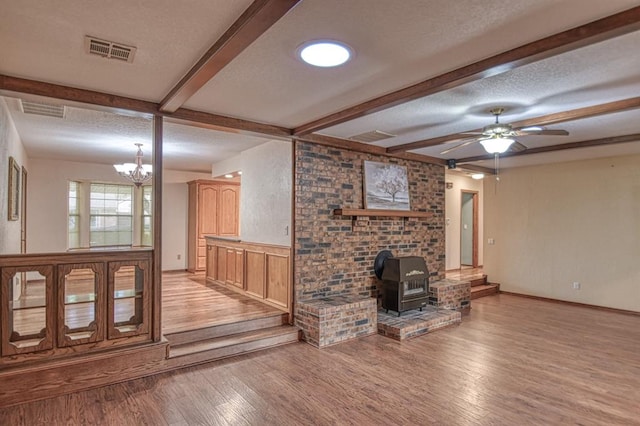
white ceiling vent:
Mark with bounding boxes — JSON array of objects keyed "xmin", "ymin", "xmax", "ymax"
[
  {"xmin": 20, "ymin": 100, "xmax": 66, "ymax": 119},
  {"xmin": 85, "ymin": 36, "xmax": 136, "ymax": 63},
  {"xmin": 349, "ymin": 130, "xmax": 396, "ymax": 143}
]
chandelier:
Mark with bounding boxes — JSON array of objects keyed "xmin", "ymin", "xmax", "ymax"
[{"xmin": 113, "ymin": 143, "xmax": 152, "ymax": 187}]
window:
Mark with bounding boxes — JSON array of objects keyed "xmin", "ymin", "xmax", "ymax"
[
  {"xmin": 141, "ymin": 185, "xmax": 152, "ymax": 246},
  {"xmin": 68, "ymin": 181, "xmax": 152, "ymax": 249},
  {"xmin": 90, "ymin": 183, "xmax": 133, "ymax": 247},
  {"xmin": 68, "ymin": 181, "xmax": 80, "ymax": 248}
]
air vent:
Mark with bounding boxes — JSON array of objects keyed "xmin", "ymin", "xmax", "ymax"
[
  {"xmin": 349, "ymin": 130, "xmax": 396, "ymax": 143},
  {"xmin": 19, "ymin": 100, "xmax": 66, "ymax": 118},
  {"xmin": 85, "ymin": 36, "xmax": 136, "ymax": 63}
]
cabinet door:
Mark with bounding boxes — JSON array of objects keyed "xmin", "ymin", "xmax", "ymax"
[
  {"xmin": 205, "ymin": 244, "xmax": 216, "ymax": 281},
  {"xmin": 234, "ymin": 249, "xmax": 244, "ymax": 289},
  {"xmin": 218, "ymin": 185, "xmax": 239, "ymax": 236},
  {"xmin": 199, "ymin": 185, "xmax": 218, "ymax": 237}
]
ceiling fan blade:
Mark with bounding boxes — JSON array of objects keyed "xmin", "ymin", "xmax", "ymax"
[
  {"xmin": 509, "ymin": 141, "xmax": 528, "ymax": 152},
  {"xmin": 459, "ymin": 131, "xmax": 484, "ymax": 135},
  {"xmin": 440, "ymin": 138, "xmax": 477, "ymax": 155},
  {"xmin": 513, "ymin": 129, "xmax": 569, "ymax": 136}
]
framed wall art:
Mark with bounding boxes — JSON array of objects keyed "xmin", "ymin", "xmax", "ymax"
[
  {"xmin": 363, "ymin": 160, "xmax": 410, "ymax": 210},
  {"xmin": 8, "ymin": 156, "xmax": 20, "ymax": 221}
]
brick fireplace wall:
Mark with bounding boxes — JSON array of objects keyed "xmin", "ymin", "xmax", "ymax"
[{"xmin": 294, "ymin": 141, "xmax": 445, "ymax": 316}]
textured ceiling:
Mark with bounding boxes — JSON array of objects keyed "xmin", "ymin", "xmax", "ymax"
[{"xmin": 1, "ymin": 0, "xmax": 640, "ymax": 171}]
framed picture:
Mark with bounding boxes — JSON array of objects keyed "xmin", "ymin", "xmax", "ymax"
[
  {"xmin": 8, "ymin": 156, "xmax": 20, "ymax": 221},
  {"xmin": 363, "ymin": 160, "xmax": 410, "ymax": 210}
]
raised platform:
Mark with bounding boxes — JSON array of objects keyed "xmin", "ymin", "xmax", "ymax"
[
  {"xmin": 297, "ymin": 296, "xmax": 377, "ymax": 348},
  {"xmin": 377, "ymin": 306, "xmax": 461, "ymax": 341}
]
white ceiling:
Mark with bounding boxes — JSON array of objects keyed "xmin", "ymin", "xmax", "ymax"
[{"xmin": 1, "ymin": 0, "xmax": 640, "ymax": 172}]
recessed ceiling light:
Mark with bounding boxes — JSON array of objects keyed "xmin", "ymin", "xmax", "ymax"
[
  {"xmin": 520, "ymin": 126, "xmax": 543, "ymax": 132},
  {"xmin": 471, "ymin": 173, "xmax": 485, "ymax": 180},
  {"xmin": 298, "ymin": 40, "xmax": 352, "ymax": 67},
  {"xmin": 224, "ymin": 174, "xmax": 234, "ymax": 179},
  {"xmin": 237, "ymin": 171, "xmax": 242, "ymax": 175}
]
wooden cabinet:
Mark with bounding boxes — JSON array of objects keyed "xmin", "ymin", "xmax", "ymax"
[
  {"xmin": 205, "ymin": 237, "xmax": 291, "ymax": 313},
  {"xmin": 187, "ymin": 180, "xmax": 240, "ymax": 272}
]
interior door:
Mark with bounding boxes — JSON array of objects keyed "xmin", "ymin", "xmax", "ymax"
[{"xmin": 461, "ymin": 191, "xmax": 478, "ymax": 267}]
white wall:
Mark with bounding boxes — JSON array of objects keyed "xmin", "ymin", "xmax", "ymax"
[
  {"xmin": 27, "ymin": 158, "xmax": 210, "ymax": 270},
  {"xmin": 162, "ymin": 169, "xmax": 211, "ymax": 270},
  {"xmin": 483, "ymin": 155, "xmax": 640, "ymax": 312},
  {"xmin": 239, "ymin": 140, "xmax": 292, "ymax": 246},
  {"xmin": 444, "ymin": 172, "xmax": 484, "ymax": 270},
  {"xmin": 0, "ymin": 98, "xmax": 29, "ymax": 254}
]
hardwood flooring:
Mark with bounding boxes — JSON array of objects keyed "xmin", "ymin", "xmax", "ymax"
[
  {"xmin": 2, "ymin": 293, "xmax": 639, "ymax": 425},
  {"xmin": 446, "ymin": 266, "xmax": 485, "ymax": 282},
  {"xmin": 161, "ymin": 272, "xmax": 284, "ymax": 334}
]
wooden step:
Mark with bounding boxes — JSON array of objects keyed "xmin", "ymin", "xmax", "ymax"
[
  {"xmin": 471, "ymin": 283, "xmax": 500, "ymax": 300},
  {"xmin": 167, "ymin": 325, "xmax": 300, "ymax": 366},
  {"xmin": 164, "ymin": 312, "xmax": 288, "ymax": 346},
  {"xmin": 469, "ymin": 274, "xmax": 488, "ymax": 287}
]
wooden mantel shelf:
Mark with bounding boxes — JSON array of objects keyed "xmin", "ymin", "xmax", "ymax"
[{"xmin": 333, "ymin": 208, "xmax": 431, "ymax": 218}]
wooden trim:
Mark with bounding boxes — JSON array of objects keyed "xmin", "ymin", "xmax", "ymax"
[
  {"xmin": 333, "ymin": 208, "xmax": 432, "ymax": 218},
  {"xmin": 293, "ymin": 6, "xmax": 640, "ymax": 136},
  {"xmin": 294, "ymin": 133, "xmax": 446, "ymax": 166},
  {"xmin": 391, "ymin": 97, "xmax": 640, "ymax": 153},
  {"xmin": 456, "ymin": 133, "xmax": 640, "ymax": 164},
  {"xmin": 160, "ymin": 0, "xmax": 301, "ymax": 112},
  {"xmin": 152, "ymin": 115, "xmax": 163, "ymax": 342},
  {"xmin": 500, "ymin": 291, "xmax": 640, "ymax": 317}
]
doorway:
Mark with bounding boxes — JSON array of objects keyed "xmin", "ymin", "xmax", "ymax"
[{"xmin": 460, "ymin": 190, "xmax": 478, "ymax": 268}]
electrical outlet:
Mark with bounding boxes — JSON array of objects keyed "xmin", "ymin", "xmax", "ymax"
[
  {"xmin": 177, "ymin": 254, "xmax": 181, "ymax": 260},
  {"xmin": 572, "ymin": 281, "xmax": 580, "ymax": 290},
  {"xmin": 488, "ymin": 238, "xmax": 495, "ymax": 245}
]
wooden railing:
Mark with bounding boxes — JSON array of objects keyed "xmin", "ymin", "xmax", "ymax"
[{"xmin": 0, "ymin": 249, "xmax": 154, "ymax": 367}]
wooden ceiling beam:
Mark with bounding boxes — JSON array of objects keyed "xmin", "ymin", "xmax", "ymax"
[
  {"xmin": 159, "ymin": 0, "xmax": 301, "ymax": 113},
  {"xmin": 455, "ymin": 134, "xmax": 640, "ymax": 164},
  {"xmin": 169, "ymin": 108, "xmax": 291, "ymax": 138},
  {"xmin": 0, "ymin": 74, "xmax": 292, "ymax": 139},
  {"xmin": 294, "ymin": 134, "xmax": 446, "ymax": 166},
  {"xmin": 0, "ymin": 74, "xmax": 159, "ymax": 115},
  {"xmin": 293, "ymin": 6, "xmax": 640, "ymax": 136},
  {"xmin": 388, "ymin": 96, "xmax": 640, "ymax": 153}
]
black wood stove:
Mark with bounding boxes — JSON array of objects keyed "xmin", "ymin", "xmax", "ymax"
[{"xmin": 377, "ymin": 254, "xmax": 430, "ymax": 316}]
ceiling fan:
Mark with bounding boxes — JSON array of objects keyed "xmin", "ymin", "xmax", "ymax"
[{"xmin": 440, "ymin": 107, "xmax": 569, "ymax": 155}]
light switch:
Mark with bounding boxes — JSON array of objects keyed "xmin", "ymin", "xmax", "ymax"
[{"xmin": 463, "ymin": 224, "xmax": 468, "ymax": 229}]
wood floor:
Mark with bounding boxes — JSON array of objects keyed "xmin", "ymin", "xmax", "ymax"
[
  {"xmin": 446, "ymin": 266, "xmax": 485, "ymax": 281},
  {"xmin": 161, "ymin": 272, "xmax": 284, "ymax": 334},
  {"xmin": 2, "ymin": 294, "xmax": 639, "ymax": 425}
]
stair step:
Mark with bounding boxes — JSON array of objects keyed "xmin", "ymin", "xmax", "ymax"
[
  {"xmin": 471, "ymin": 283, "xmax": 500, "ymax": 300},
  {"xmin": 168, "ymin": 325, "xmax": 300, "ymax": 361},
  {"xmin": 469, "ymin": 274, "xmax": 488, "ymax": 287},
  {"xmin": 164, "ymin": 312, "xmax": 288, "ymax": 346}
]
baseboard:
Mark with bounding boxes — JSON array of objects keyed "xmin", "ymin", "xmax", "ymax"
[{"xmin": 499, "ymin": 291, "xmax": 640, "ymax": 317}]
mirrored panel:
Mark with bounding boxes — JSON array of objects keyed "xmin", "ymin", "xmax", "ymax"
[
  {"xmin": 113, "ymin": 265, "xmax": 144, "ymax": 333},
  {"xmin": 8, "ymin": 270, "xmax": 47, "ymax": 349},
  {"xmin": 63, "ymin": 268, "xmax": 98, "ymax": 341}
]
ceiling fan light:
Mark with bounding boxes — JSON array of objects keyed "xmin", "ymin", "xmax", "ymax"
[{"xmin": 480, "ymin": 137, "xmax": 514, "ymax": 154}]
